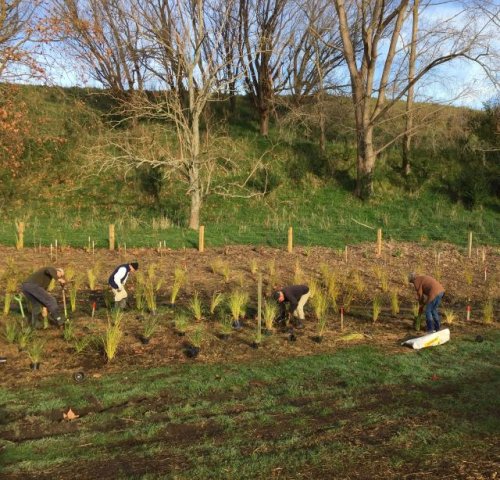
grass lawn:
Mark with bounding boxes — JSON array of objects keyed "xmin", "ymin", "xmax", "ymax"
[{"xmin": 1, "ymin": 329, "xmax": 499, "ymax": 479}]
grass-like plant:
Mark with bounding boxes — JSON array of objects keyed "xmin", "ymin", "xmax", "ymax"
[
  {"xmin": 27, "ymin": 338, "xmax": 45, "ymax": 364},
  {"xmin": 211, "ymin": 258, "xmax": 231, "ymax": 282},
  {"xmin": 227, "ymin": 290, "xmax": 249, "ymax": 322},
  {"xmin": 87, "ymin": 268, "xmax": 98, "ymax": 290},
  {"xmin": 263, "ymin": 301, "xmax": 278, "ymax": 331},
  {"xmin": 73, "ymin": 336, "xmax": 91, "ymax": 354},
  {"xmin": 249, "ymin": 258, "xmax": 258, "ymax": 275},
  {"xmin": 464, "ymin": 268, "xmax": 473, "ymax": 286},
  {"xmin": 341, "ymin": 287, "xmax": 355, "ymax": 313},
  {"xmin": 68, "ymin": 276, "xmax": 83, "ymax": 313},
  {"xmin": 443, "ymin": 308, "xmax": 456, "ymax": 325},
  {"xmin": 293, "ymin": 260, "xmax": 304, "ymax": 284},
  {"xmin": 372, "ymin": 296, "xmax": 382, "ymax": 323},
  {"xmin": 379, "ymin": 270, "xmax": 389, "ymax": 293},
  {"xmin": 308, "ymin": 279, "xmax": 319, "ymax": 299},
  {"xmin": 312, "ymin": 289, "xmax": 329, "ymax": 336},
  {"xmin": 390, "ymin": 290, "xmax": 400, "ymax": 315},
  {"xmin": 63, "ymin": 319, "xmax": 75, "ymax": 342},
  {"xmin": 102, "ymin": 321, "xmax": 123, "ymax": 362},
  {"xmin": 3, "ymin": 318, "xmax": 18, "ymax": 343},
  {"xmin": 143, "ymin": 314, "xmax": 160, "ymax": 340},
  {"xmin": 3, "ymin": 277, "xmax": 17, "ymax": 316},
  {"xmin": 173, "ymin": 312, "xmax": 189, "ymax": 335},
  {"xmin": 64, "ymin": 265, "xmax": 76, "ymax": 282},
  {"xmin": 352, "ymin": 271, "xmax": 365, "ymax": 294},
  {"xmin": 188, "ymin": 325, "xmax": 205, "ymax": 349},
  {"xmin": 135, "ymin": 271, "xmax": 145, "ymax": 311},
  {"xmin": 17, "ymin": 324, "xmax": 33, "ymax": 351},
  {"xmin": 209, "ymin": 292, "xmax": 224, "ymax": 315},
  {"xmin": 144, "ymin": 264, "xmax": 163, "ymax": 314},
  {"xmin": 482, "ymin": 299, "xmax": 494, "ymax": 324},
  {"xmin": 411, "ymin": 302, "xmax": 423, "ymax": 331},
  {"xmin": 219, "ymin": 315, "xmax": 233, "ymax": 336},
  {"xmin": 108, "ymin": 307, "xmax": 124, "ymax": 328},
  {"xmin": 190, "ymin": 291, "xmax": 203, "ymax": 321},
  {"xmin": 267, "ymin": 258, "xmax": 277, "ymax": 290},
  {"xmin": 170, "ymin": 267, "xmax": 186, "ymax": 305}
]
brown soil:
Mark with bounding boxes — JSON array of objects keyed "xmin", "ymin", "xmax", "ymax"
[{"xmin": 0, "ymin": 242, "xmax": 498, "ymax": 387}]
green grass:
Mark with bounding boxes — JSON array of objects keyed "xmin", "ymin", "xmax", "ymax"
[{"xmin": 1, "ymin": 331, "xmax": 499, "ymax": 478}]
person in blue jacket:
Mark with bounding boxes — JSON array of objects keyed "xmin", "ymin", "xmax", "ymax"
[{"xmin": 108, "ymin": 262, "xmax": 139, "ymax": 309}]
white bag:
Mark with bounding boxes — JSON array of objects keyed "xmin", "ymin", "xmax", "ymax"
[{"xmin": 402, "ymin": 328, "xmax": 450, "ymax": 350}]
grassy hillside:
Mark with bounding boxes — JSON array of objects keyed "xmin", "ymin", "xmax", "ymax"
[{"xmin": 0, "ymin": 85, "xmax": 498, "ymax": 248}]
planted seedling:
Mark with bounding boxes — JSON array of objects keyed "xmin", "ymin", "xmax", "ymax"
[
  {"xmin": 186, "ymin": 325, "xmax": 205, "ymax": 358},
  {"xmin": 228, "ymin": 290, "xmax": 248, "ymax": 330},
  {"xmin": 27, "ymin": 338, "xmax": 45, "ymax": 370},
  {"xmin": 190, "ymin": 291, "xmax": 203, "ymax": 321},
  {"xmin": 141, "ymin": 314, "xmax": 160, "ymax": 344},
  {"xmin": 17, "ymin": 324, "xmax": 33, "ymax": 351},
  {"xmin": 411, "ymin": 302, "xmax": 423, "ymax": 331},
  {"xmin": 443, "ymin": 308, "xmax": 456, "ymax": 325},
  {"xmin": 312, "ymin": 289, "xmax": 328, "ymax": 342},
  {"xmin": 218, "ymin": 315, "xmax": 233, "ymax": 339},
  {"xmin": 170, "ymin": 267, "xmax": 186, "ymax": 306},
  {"xmin": 3, "ymin": 318, "xmax": 18, "ymax": 344},
  {"xmin": 262, "ymin": 301, "xmax": 278, "ymax": 334},
  {"xmin": 372, "ymin": 296, "xmax": 382, "ymax": 323},
  {"xmin": 102, "ymin": 320, "xmax": 123, "ymax": 362},
  {"xmin": 73, "ymin": 336, "xmax": 91, "ymax": 354},
  {"xmin": 63, "ymin": 319, "xmax": 76, "ymax": 342},
  {"xmin": 390, "ymin": 290, "xmax": 400, "ymax": 316},
  {"xmin": 3, "ymin": 277, "xmax": 17, "ymax": 316},
  {"xmin": 173, "ymin": 312, "xmax": 189, "ymax": 336},
  {"xmin": 209, "ymin": 292, "xmax": 224, "ymax": 316},
  {"xmin": 144, "ymin": 265, "xmax": 163, "ymax": 315},
  {"xmin": 68, "ymin": 276, "xmax": 83, "ymax": 313},
  {"xmin": 249, "ymin": 258, "xmax": 259, "ymax": 275},
  {"xmin": 482, "ymin": 299, "xmax": 494, "ymax": 324}
]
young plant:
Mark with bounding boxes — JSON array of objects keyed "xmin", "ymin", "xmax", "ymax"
[
  {"xmin": 63, "ymin": 319, "xmax": 75, "ymax": 342},
  {"xmin": 3, "ymin": 277, "xmax": 17, "ymax": 316},
  {"xmin": 482, "ymin": 299, "xmax": 494, "ymax": 324},
  {"xmin": 263, "ymin": 301, "xmax": 279, "ymax": 331},
  {"xmin": 372, "ymin": 296, "xmax": 382, "ymax": 323},
  {"xmin": 102, "ymin": 320, "xmax": 123, "ymax": 362},
  {"xmin": 142, "ymin": 314, "xmax": 160, "ymax": 340},
  {"xmin": 3, "ymin": 318, "xmax": 18, "ymax": 343},
  {"xmin": 411, "ymin": 302, "xmax": 423, "ymax": 331},
  {"xmin": 390, "ymin": 290, "xmax": 400, "ymax": 315},
  {"xmin": 464, "ymin": 268, "xmax": 473, "ymax": 287},
  {"xmin": 219, "ymin": 315, "xmax": 233, "ymax": 337},
  {"xmin": 209, "ymin": 292, "xmax": 224, "ymax": 316},
  {"xmin": 144, "ymin": 264, "xmax": 163, "ymax": 314},
  {"xmin": 341, "ymin": 287, "xmax": 355, "ymax": 313},
  {"xmin": 443, "ymin": 309, "xmax": 456, "ymax": 325},
  {"xmin": 27, "ymin": 338, "xmax": 45, "ymax": 365},
  {"xmin": 108, "ymin": 307, "xmax": 124, "ymax": 328},
  {"xmin": 135, "ymin": 272, "xmax": 145, "ymax": 311},
  {"xmin": 249, "ymin": 258, "xmax": 259, "ymax": 275},
  {"xmin": 87, "ymin": 268, "xmax": 98, "ymax": 290},
  {"xmin": 254, "ymin": 321, "xmax": 262, "ymax": 346},
  {"xmin": 267, "ymin": 259, "xmax": 277, "ymax": 290},
  {"xmin": 353, "ymin": 271, "xmax": 365, "ymax": 294},
  {"xmin": 227, "ymin": 290, "xmax": 249, "ymax": 324},
  {"xmin": 68, "ymin": 276, "xmax": 83, "ymax": 313},
  {"xmin": 379, "ymin": 270, "xmax": 389, "ymax": 293},
  {"xmin": 17, "ymin": 324, "xmax": 33, "ymax": 351},
  {"xmin": 170, "ymin": 267, "xmax": 186, "ymax": 305},
  {"xmin": 312, "ymin": 289, "xmax": 329, "ymax": 337},
  {"xmin": 190, "ymin": 291, "xmax": 203, "ymax": 321},
  {"xmin": 293, "ymin": 260, "xmax": 304, "ymax": 284},
  {"xmin": 73, "ymin": 336, "xmax": 91, "ymax": 354},
  {"xmin": 173, "ymin": 312, "xmax": 189, "ymax": 335},
  {"xmin": 188, "ymin": 325, "xmax": 205, "ymax": 349}
]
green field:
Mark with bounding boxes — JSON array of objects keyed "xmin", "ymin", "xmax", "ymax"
[{"xmin": 1, "ymin": 330, "xmax": 499, "ymax": 479}]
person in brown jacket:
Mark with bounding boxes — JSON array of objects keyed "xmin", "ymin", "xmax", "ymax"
[{"xmin": 408, "ymin": 273, "xmax": 445, "ymax": 333}]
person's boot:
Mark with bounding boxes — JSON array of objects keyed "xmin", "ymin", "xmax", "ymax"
[{"xmin": 293, "ymin": 318, "xmax": 305, "ymax": 329}]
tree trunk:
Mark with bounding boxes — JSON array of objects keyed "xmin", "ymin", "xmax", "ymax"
[
  {"xmin": 260, "ymin": 108, "xmax": 269, "ymax": 136},
  {"xmin": 355, "ymin": 126, "xmax": 376, "ymax": 200}
]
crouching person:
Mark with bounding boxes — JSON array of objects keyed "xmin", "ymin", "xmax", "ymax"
[
  {"xmin": 21, "ymin": 267, "xmax": 66, "ymax": 328},
  {"xmin": 108, "ymin": 262, "xmax": 138, "ymax": 309},
  {"xmin": 272, "ymin": 284, "xmax": 310, "ymax": 329}
]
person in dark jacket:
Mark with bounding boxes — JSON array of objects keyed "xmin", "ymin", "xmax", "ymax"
[
  {"xmin": 21, "ymin": 267, "xmax": 66, "ymax": 328},
  {"xmin": 272, "ymin": 284, "xmax": 310, "ymax": 328},
  {"xmin": 408, "ymin": 272, "xmax": 445, "ymax": 333},
  {"xmin": 108, "ymin": 262, "xmax": 139, "ymax": 309}
]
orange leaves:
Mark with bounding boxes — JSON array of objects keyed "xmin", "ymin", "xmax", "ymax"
[{"xmin": 63, "ymin": 408, "xmax": 80, "ymax": 421}]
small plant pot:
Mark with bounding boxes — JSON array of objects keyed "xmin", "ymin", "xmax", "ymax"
[
  {"xmin": 289, "ymin": 333, "xmax": 297, "ymax": 342},
  {"xmin": 263, "ymin": 328, "xmax": 273, "ymax": 336},
  {"xmin": 73, "ymin": 371, "xmax": 85, "ymax": 383},
  {"xmin": 312, "ymin": 335, "xmax": 323, "ymax": 343},
  {"xmin": 140, "ymin": 335, "xmax": 151, "ymax": 345},
  {"xmin": 30, "ymin": 362, "xmax": 40, "ymax": 371},
  {"xmin": 232, "ymin": 320, "xmax": 243, "ymax": 331},
  {"xmin": 475, "ymin": 335, "xmax": 484, "ymax": 343},
  {"xmin": 175, "ymin": 331, "xmax": 186, "ymax": 337},
  {"xmin": 217, "ymin": 333, "xmax": 230, "ymax": 340},
  {"xmin": 185, "ymin": 346, "xmax": 200, "ymax": 358},
  {"xmin": 251, "ymin": 341, "xmax": 260, "ymax": 349}
]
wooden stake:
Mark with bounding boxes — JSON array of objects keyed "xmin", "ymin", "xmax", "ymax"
[
  {"xmin": 287, "ymin": 226, "xmax": 293, "ymax": 253},
  {"xmin": 467, "ymin": 231, "xmax": 472, "ymax": 258},
  {"xmin": 16, "ymin": 221, "xmax": 24, "ymax": 249},
  {"xmin": 109, "ymin": 224, "xmax": 115, "ymax": 251},
  {"xmin": 481, "ymin": 248, "xmax": 486, "ymax": 263},
  {"xmin": 92, "ymin": 240, "xmax": 95, "ymax": 256},
  {"xmin": 344, "ymin": 245, "xmax": 348, "ymax": 263},
  {"xmin": 376, "ymin": 228, "xmax": 382, "ymax": 257},
  {"xmin": 50, "ymin": 243, "xmax": 53, "ymax": 261},
  {"xmin": 198, "ymin": 225, "xmax": 205, "ymax": 252},
  {"xmin": 340, "ymin": 306, "xmax": 344, "ymax": 331}
]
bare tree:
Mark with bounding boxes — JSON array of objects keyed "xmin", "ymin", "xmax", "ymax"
[
  {"xmin": 333, "ymin": 0, "xmax": 497, "ymax": 199},
  {"xmin": 239, "ymin": 0, "xmax": 298, "ymax": 136},
  {"xmin": 52, "ymin": 0, "xmax": 146, "ymax": 94}
]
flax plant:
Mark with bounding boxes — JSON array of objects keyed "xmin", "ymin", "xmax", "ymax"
[
  {"xmin": 3, "ymin": 277, "xmax": 17, "ymax": 316},
  {"xmin": 353, "ymin": 271, "xmax": 365, "ymax": 294},
  {"xmin": 379, "ymin": 270, "xmax": 389, "ymax": 293},
  {"xmin": 73, "ymin": 336, "xmax": 91, "ymax": 354},
  {"xmin": 249, "ymin": 258, "xmax": 259, "ymax": 275},
  {"xmin": 390, "ymin": 290, "xmax": 400, "ymax": 315},
  {"xmin": 68, "ymin": 276, "xmax": 83, "ymax": 313},
  {"xmin": 170, "ymin": 267, "xmax": 186, "ymax": 305},
  {"xmin": 63, "ymin": 319, "xmax": 75, "ymax": 342},
  {"xmin": 263, "ymin": 301, "xmax": 279, "ymax": 332},
  {"xmin": 190, "ymin": 291, "xmax": 203, "ymax": 321},
  {"xmin": 209, "ymin": 292, "xmax": 224, "ymax": 315},
  {"xmin": 483, "ymin": 299, "xmax": 494, "ymax": 324},
  {"xmin": 341, "ymin": 287, "xmax": 355, "ymax": 313},
  {"xmin": 188, "ymin": 325, "xmax": 205, "ymax": 349},
  {"xmin": 443, "ymin": 309, "xmax": 456, "ymax": 325},
  {"xmin": 412, "ymin": 302, "xmax": 423, "ymax": 331},
  {"xmin": 143, "ymin": 314, "xmax": 160, "ymax": 340},
  {"xmin": 17, "ymin": 324, "xmax": 33, "ymax": 351},
  {"xmin": 219, "ymin": 315, "xmax": 233, "ymax": 337},
  {"xmin": 3, "ymin": 318, "xmax": 18, "ymax": 343},
  {"xmin": 173, "ymin": 312, "xmax": 189, "ymax": 335},
  {"xmin": 102, "ymin": 320, "xmax": 123, "ymax": 362},
  {"xmin": 108, "ymin": 307, "xmax": 124, "ymax": 328},
  {"xmin": 228, "ymin": 290, "xmax": 248, "ymax": 323},
  {"xmin": 27, "ymin": 338, "xmax": 45, "ymax": 364},
  {"xmin": 312, "ymin": 289, "xmax": 329, "ymax": 336},
  {"xmin": 372, "ymin": 296, "xmax": 382, "ymax": 323}
]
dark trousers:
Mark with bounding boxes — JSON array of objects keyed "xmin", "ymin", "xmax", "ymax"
[{"xmin": 21, "ymin": 282, "xmax": 60, "ymax": 325}]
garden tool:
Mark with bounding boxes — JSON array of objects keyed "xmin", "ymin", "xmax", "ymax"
[
  {"xmin": 62, "ymin": 286, "xmax": 68, "ymax": 319},
  {"xmin": 13, "ymin": 294, "xmax": 25, "ymax": 318}
]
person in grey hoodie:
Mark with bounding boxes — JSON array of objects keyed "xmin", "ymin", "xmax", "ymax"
[{"xmin": 108, "ymin": 262, "xmax": 139, "ymax": 309}]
